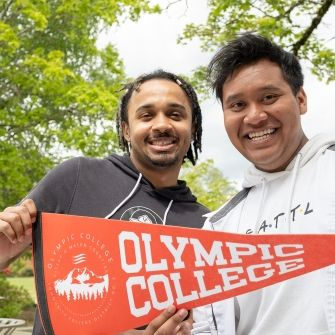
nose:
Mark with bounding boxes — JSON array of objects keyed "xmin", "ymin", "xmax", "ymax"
[
  {"xmin": 244, "ymin": 103, "xmax": 268, "ymax": 125},
  {"xmin": 152, "ymin": 113, "xmax": 172, "ymax": 132}
]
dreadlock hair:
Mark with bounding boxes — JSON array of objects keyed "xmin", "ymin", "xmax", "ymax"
[
  {"xmin": 208, "ymin": 32, "xmax": 304, "ymax": 103},
  {"xmin": 116, "ymin": 69, "xmax": 202, "ymax": 165}
]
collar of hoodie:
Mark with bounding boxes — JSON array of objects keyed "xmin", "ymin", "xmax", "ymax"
[
  {"xmin": 104, "ymin": 154, "xmax": 197, "ymax": 225},
  {"xmin": 243, "ymin": 133, "xmax": 335, "ymax": 234},
  {"xmin": 104, "ymin": 172, "xmax": 174, "ymax": 225}
]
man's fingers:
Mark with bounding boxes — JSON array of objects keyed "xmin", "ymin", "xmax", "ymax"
[
  {"xmin": 20, "ymin": 199, "xmax": 37, "ymax": 222},
  {"xmin": 145, "ymin": 305, "xmax": 177, "ymax": 334},
  {"xmin": 21, "ymin": 199, "xmax": 37, "ymax": 232},
  {"xmin": 145, "ymin": 306, "xmax": 190, "ymax": 335},
  {"xmin": 176, "ymin": 320, "xmax": 192, "ymax": 335},
  {"xmin": 185, "ymin": 310, "xmax": 192, "ymax": 322},
  {"xmin": 1, "ymin": 199, "xmax": 37, "ymax": 242},
  {"xmin": 0, "ymin": 214, "xmax": 19, "ymax": 243}
]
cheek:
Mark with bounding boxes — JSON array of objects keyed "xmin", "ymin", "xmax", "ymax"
[
  {"xmin": 176, "ymin": 121, "xmax": 193, "ymax": 137},
  {"xmin": 224, "ymin": 114, "xmax": 237, "ymax": 136},
  {"xmin": 129, "ymin": 123, "xmax": 150, "ymax": 138}
]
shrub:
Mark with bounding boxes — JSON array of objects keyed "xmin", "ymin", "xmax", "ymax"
[
  {"xmin": 8, "ymin": 250, "xmax": 33, "ymax": 277},
  {"xmin": 0, "ymin": 274, "xmax": 34, "ymax": 317}
]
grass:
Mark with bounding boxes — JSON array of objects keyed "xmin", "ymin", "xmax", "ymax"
[{"xmin": 7, "ymin": 276, "xmax": 36, "ymax": 303}]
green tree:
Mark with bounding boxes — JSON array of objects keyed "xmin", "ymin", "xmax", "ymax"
[
  {"xmin": 179, "ymin": 0, "xmax": 335, "ymax": 94},
  {"xmin": 181, "ymin": 159, "xmax": 237, "ymax": 211},
  {"xmin": 0, "ymin": 0, "xmax": 160, "ymax": 208}
]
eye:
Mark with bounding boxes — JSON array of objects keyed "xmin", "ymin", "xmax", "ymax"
[
  {"xmin": 262, "ymin": 94, "xmax": 278, "ymax": 104},
  {"xmin": 170, "ymin": 112, "xmax": 182, "ymax": 120},
  {"xmin": 168, "ymin": 109, "xmax": 184, "ymax": 120},
  {"xmin": 138, "ymin": 111, "xmax": 153, "ymax": 121},
  {"xmin": 229, "ymin": 101, "xmax": 245, "ymax": 112}
]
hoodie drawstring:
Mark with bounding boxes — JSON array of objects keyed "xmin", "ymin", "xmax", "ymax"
[
  {"xmin": 253, "ymin": 177, "xmax": 267, "ymax": 234},
  {"xmin": 104, "ymin": 173, "xmax": 174, "ymax": 223},
  {"xmin": 104, "ymin": 173, "xmax": 143, "ymax": 219},
  {"xmin": 163, "ymin": 200, "xmax": 173, "ymax": 225},
  {"xmin": 286, "ymin": 153, "xmax": 302, "ymax": 232}
]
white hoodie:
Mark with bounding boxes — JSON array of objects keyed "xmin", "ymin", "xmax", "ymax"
[{"xmin": 193, "ymin": 134, "xmax": 335, "ymax": 335}]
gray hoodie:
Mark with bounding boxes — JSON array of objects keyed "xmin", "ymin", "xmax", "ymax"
[{"xmin": 29, "ymin": 153, "xmax": 209, "ymax": 334}]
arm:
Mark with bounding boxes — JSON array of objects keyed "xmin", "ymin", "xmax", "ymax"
[
  {"xmin": 0, "ymin": 199, "xmax": 36, "ymax": 270},
  {"xmin": 0, "ymin": 159, "xmax": 79, "ymax": 270},
  {"xmin": 118, "ymin": 306, "xmax": 192, "ymax": 335}
]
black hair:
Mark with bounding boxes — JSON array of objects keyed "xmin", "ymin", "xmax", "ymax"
[
  {"xmin": 116, "ymin": 69, "xmax": 202, "ymax": 165},
  {"xmin": 208, "ymin": 32, "xmax": 304, "ymax": 102}
]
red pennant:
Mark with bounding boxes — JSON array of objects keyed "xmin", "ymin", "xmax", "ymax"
[{"xmin": 32, "ymin": 212, "xmax": 335, "ymax": 334}]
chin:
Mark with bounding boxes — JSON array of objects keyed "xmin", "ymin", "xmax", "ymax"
[{"xmin": 150, "ymin": 155, "xmax": 179, "ymax": 168}]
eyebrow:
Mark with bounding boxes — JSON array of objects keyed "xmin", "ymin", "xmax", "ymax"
[{"xmin": 136, "ymin": 103, "xmax": 187, "ymax": 113}]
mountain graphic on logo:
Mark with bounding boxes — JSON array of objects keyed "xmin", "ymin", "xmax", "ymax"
[
  {"xmin": 54, "ymin": 267, "xmax": 109, "ymax": 301},
  {"xmin": 130, "ymin": 214, "xmax": 152, "ymax": 223}
]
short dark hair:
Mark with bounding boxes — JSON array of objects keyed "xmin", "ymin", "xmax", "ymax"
[
  {"xmin": 208, "ymin": 32, "xmax": 304, "ymax": 102},
  {"xmin": 116, "ymin": 70, "xmax": 202, "ymax": 165}
]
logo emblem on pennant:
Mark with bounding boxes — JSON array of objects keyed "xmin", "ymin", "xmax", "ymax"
[{"xmin": 54, "ymin": 253, "xmax": 109, "ymax": 301}]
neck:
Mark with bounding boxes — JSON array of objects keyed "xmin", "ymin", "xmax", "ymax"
[{"xmin": 130, "ymin": 157, "xmax": 180, "ymax": 189}]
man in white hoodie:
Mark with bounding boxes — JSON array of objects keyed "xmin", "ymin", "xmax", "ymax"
[{"xmin": 193, "ymin": 33, "xmax": 335, "ymax": 334}]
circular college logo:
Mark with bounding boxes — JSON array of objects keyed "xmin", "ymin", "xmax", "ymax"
[
  {"xmin": 46, "ymin": 233, "xmax": 114, "ymax": 326},
  {"xmin": 120, "ymin": 206, "xmax": 163, "ymax": 224}
]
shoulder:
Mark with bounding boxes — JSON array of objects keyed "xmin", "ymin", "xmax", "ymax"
[
  {"xmin": 208, "ymin": 188, "xmax": 250, "ymax": 224},
  {"xmin": 319, "ymin": 144, "xmax": 335, "ymax": 164},
  {"xmin": 194, "ymin": 201, "xmax": 211, "ymax": 215},
  {"xmin": 31, "ymin": 157, "xmax": 81, "ymax": 186},
  {"xmin": 29, "ymin": 156, "xmax": 108, "ymax": 195},
  {"xmin": 54, "ymin": 156, "xmax": 115, "ymax": 176},
  {"xmin": 201, "ymin": 188, "xmax": 250, "ymax": 231}
]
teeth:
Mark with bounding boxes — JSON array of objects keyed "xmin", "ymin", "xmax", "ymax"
[
  {"xmin": 151, "ymin": 139, "xmax": 173, "ymax": 146},
  {"xmin": 248, "ymin": 129, "xmax": 275, "ymax": 141}
]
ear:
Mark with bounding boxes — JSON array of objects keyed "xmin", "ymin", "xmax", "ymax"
[
  {"xmin": 121, "ymin": 121, "xmax": 130, "ymax": 142},
  {"xmin": 296, "ymin": 87, "xmax": 307, "ymax": 115}
]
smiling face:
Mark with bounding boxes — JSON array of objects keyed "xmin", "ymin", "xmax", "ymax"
[
  {"xmin": 222, "ymin": 59, "xmax": 308, "ymax": 172},
  {"xmin": 122, "ymin": 79, "xmax": 193, "ymax": 174}
]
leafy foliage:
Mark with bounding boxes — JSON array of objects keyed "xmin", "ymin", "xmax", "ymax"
[
  {"xmin": 0, "ymin": 274, "xmax": 34, "ymax": 317},
  {"xmin": 8, "ymin": 250, "xmax": 33, "ymax": 277},
  {"xmin": 181, "ymin": 159, "xmax": 237, "ymax": 211},
  {"xmin": 0, "ymin": 0, "xmax": 160, "ymax": 207},
  {"xmin": 180, "ymin": 0, "xmax": 335, "ymax": 87}
]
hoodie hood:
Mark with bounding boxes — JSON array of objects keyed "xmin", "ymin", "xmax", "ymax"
[
  {"xmin": 243, "ymin": 133, "xmax": 335, "ymax": 188},
  {"xmin": 241, "ymin": 133, "xmax": 335, "ymax": 234},
  {"xmin": 106, "ymin": 154, "xmax": 197, "ymax": 202}
]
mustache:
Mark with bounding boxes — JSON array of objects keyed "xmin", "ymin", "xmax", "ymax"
[{"xmin": 148, "ymin": 131, "xmax": 177, "ymax": 140}]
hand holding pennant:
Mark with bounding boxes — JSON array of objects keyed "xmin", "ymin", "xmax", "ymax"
[{"xmin": 33, "ymin": 212, "xmax": 335, "ymax": 334}]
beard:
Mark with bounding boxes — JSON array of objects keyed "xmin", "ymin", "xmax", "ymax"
[{"xmin": 149, "ymin": 152, "xmax": 180, "ymax": 168}]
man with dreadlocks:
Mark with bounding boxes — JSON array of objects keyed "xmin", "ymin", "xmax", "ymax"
[{"xmin": 0, "ymin": 70, "xmax": 209, "ymax": 334}]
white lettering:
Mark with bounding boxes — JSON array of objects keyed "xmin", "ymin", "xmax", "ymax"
[
  {"xmin": 275, "ymin": 244, "xmax": 304, "ymax": 257},
  {"xmin": 194, "ymin": 270, "xmax": 222, "ymax": 297},
  {"xmin": 142, "ymin": 233, "xmax": 167, "ymax": 271},
  {"xmin": 218, "ymin": 267, "xmax": 247, "ymax": 290},
  {"xmin": 160, "ymin": 235, "xmax": 188, "ymax": 269},
  {"xmin": 119, "ymin": 232, "xmax": 142, "ymax": 273},
  {"xmin": 247, "ymin": 263, "xmax": 274, "ymax": 282},
  {"xmin": 226, "ymin": 242, "xmax": 257, "ymax": 264},
  {"xmin": 148, "ymin": 275, "xmax": 174, "ymax": 310},
  {"xmin": 170, "ymin": 272, "xmax": 199, "ymax": 304},
  {"xmin": 126, "ymin": 276, "xmax": 150, "ymax": 317},
  {"xmin": 190, "ymin": 238, "xmax": 227, "ymax": 266},
  {"xmin": 277, "ymin": 258, "xmax": 305, "ymax": 274}
]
